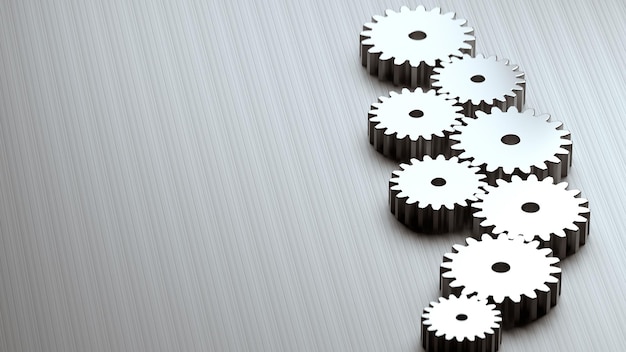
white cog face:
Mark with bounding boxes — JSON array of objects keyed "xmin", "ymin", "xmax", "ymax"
[
  {"xmin": 391, "ymin": 155, "xmax": 486, "ymax": 210},
  {"xmin": 362, "ymin": 6, "xmax": 474, "ymax": 67},
  {"xmin": 422, "ymin": 295, "xmax": 501, "ymax": 342},
  {"xmin": 442, "ymin": 234, "xmax": 561, "ymax": 304},
  {"xmin": 451, "ymin": 107, "xmax": 572, "ymax": 174},
  {"xmin": 474, "ymin": 175, "xmax": 590, "ymax": 242},
  {"xmin": 369, "ymin": 88, "xmax": 463, "ymax": 140},
  {"xmin": 432, "ymin": 54, "xmax": 525, "ymax": 105}
]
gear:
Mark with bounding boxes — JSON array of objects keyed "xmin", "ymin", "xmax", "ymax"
[
  {"xmin": 422, "ymin": 295, "xmax": 502, "ymax": 352},
  {"xmin": 360, "ymin": 6, "xmax": 474, "ymax": 88},
  {"xmin": 472, "ymin": 174, "xmax": 590, "ymax": 259},
  {"xmin": 440, "ymin": 234, "xmax": 561, "ymax": 329},
  {"xmin": 389, "ymin": 155, "xmax": 486, "ymax": 233},
  {"xmin": 368, "ymin": 88, "xmax": 463, "ymax": 160},
  {"xmin": 431, "ymin": 54, "xmax": 525, "ymax": 116},
  {"xmin": 450, "ymin": 107, "xmax": 572, "ymax": 185}
]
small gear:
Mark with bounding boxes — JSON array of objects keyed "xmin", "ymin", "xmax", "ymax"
[
  {"xmin": 431, "ymin": 54, "xmax": 525, "ymax": 116},
  {"xmin": 440, "ymin": 234, "xmax": 561, "ymax": 329},
  {"xmin": 368, "ymin": 88, "xmax": 463, "ymax": 160},
  {"xmin": 422, "ymin": 295, "xmax": 502, "ymax": 352},
  {"xmin": 473, "ymin": 174, "xmax": 590, "ymax": 259},
  {"xmin": 450, "ymin": 107, "xmax": 572, "ymax": 185},
  {"xmin": 360, "ymin": 6, "xmax": 474, "ymax": 88},
  {"xmin": 389, "ymin": 155, "xmax": 486, "ymax": 233}
]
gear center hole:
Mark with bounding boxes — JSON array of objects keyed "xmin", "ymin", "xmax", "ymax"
[
  {"xmin": 491, "ymin": 262, "xmax": 510, "ymax": 273},
  {"xmin": 501, "ymin": 134, "xmax": 521, "ymax": 145},
  {"xmin": 431, "ymin": 177, "xmax": 446, "ymax": 187},
  {"xmin": 409, "ymin": 109, "xmax": 424, "ymax": 118},
  {"xmin": 521, "ymin": 202, "xmax": 540, "ymax": 213},
  {"xmin": 455, "ymin": 314, "xmax": 468, "ymax": 321},
  {"xmin": 408, "ymin": 30, "xmax": 427, "ymax": 40},
  {"xmin": 470, "ymin": 74, "xmax": 486, "ymax": 83}
]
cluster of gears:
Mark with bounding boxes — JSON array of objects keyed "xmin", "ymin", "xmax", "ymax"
[{"xmin": 360, "ymin": 6, "xmax": 591, "ymax": 352}]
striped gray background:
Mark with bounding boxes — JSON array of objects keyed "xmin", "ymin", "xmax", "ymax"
[{"xmin": 0, "ymin": 0, "xmax": 624, "ymax": 351}]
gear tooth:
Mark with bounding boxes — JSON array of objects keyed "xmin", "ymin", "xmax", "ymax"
[
  {"xmin": 372, "ymin": 14, "xmax": 385, "ymax": 22},
  {"xmin": 510, "ymin": 175, "xmax": 523, "ymax": 183},
  {"xmin": 453, "ymin": 242, "xmax": 467, "ymax": 252},
  {"xmin": 474, "ymin": 110, "xmax": 487, "ymax": 119},
  {"xmin": 536, "ymin": 283, "xmax": 551, "ymax": 294},
  {"xmin": 494, "ymin": 233, "xmax": 508, "ymax": 241},
  {"xmin": 393, "ymin": 56, "xmax": 406, "ymax": 66},
  {"xmin": 385, "ymin": 8, "xmax": 396, "ymax": 16},
  {"xmin": 443, "ymin": 11, "xmax": 455, "ymax": 19},
  {"xmin": 367, "ymin": 45, "xmax": 382, "ymax": 54},
  {"xmin": 361, "ymin": 7, "xmax": 475, "ymax": 88},
  {"xmin": 360, "ymin": 37, "xmax": 374, "ymax": 46}
]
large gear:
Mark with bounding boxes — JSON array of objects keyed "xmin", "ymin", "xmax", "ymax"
[
  {"xmin": 422, "ymin": 295, "xmax": 502, "ymax": 352},
  {"xmin": 389, "ymin": 155, "xmax": 486, "ymax": 233},
  {"xmin": 473, "ymin": 174, "xmax": 590, "ymax": 259},
  {"xmin": 450, "ymin": 107, "xmax": 572, "ymax": 185},
  {"xmin": 368, "ymin": 88, "xmax": 463, "ymax": 160},
  {"xmin": 431, "ymin": 54, "xmax": 525, "ymax": 116},
  {"xmin": 440, "ymin": 234, "xmax": 561, "ymax": 329},
  {"xmin": 360, "ymin": 6, "xmax": 474, "ymax": 88}
]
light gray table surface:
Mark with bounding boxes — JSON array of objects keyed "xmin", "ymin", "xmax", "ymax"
[{"xmin": 0, "ymin": 0, "xmax": 624, "ymax": 351}]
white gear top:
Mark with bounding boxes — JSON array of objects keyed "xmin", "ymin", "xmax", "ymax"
[
  {"xmin": 432, "ymin": 54, "xmax": 524, "ymax": 106},
  {"xmin": 442, "ymin": 234, "xmax": 560, "ymax": 304},
  {"xmin": 474, "ymin": 175, "xmax": 589, "ymax": 242},
  {"xmin": 361, "ymin": 6, "xmax": 474, "ymax": 67},
  {"xmin": 390, "ymin": 155, "xmax": 486, "ymax": 210},
  {"xmin": 451, "ymin": 107, "xmax": 572, "ymax": 174},
  {"xmin": 369, "ymin": 88, "xmax": 462, "ymax": 141},
  {"xmin": 422, "ymin": 295, "xmax": 501, "ymax": 342}
]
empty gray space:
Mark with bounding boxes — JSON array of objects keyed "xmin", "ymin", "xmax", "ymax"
[{"xmin": 0, "ymin": 0, "xmax": 624, "ymax": 351}]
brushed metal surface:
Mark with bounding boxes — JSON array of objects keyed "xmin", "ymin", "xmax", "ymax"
[{"xmin": 0, "ymin": 0, "xmax": 624, "ymax": 351}]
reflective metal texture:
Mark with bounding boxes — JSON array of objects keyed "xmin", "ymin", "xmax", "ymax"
[
  {"xmin": 450, "ymin": 107, "xmax": 572, "ymax": 185},
  {"xmin": 389, "ymin": 155, "xmax": 486, "ymax": 233},
  {"xmin": 360, "ymin": 6, "xmax": 474, "ymax": 88},
  {"xmin": 431, "ymin": 54, "xmax": 525, "ymax": 117},
  {"xmin": 441, "ymin": 234, "xmax": 561, "ymax": 329},
  {"xmin": 473, "ymin": 175, "xmax": 591, "ymax": 259},
  {"xmin": 368, "ymin": 88, "xmax": 463, "ymax": 161},
  {"xmin": 422, "ymin": 294, "xmax": 502, "ymax": 352}
]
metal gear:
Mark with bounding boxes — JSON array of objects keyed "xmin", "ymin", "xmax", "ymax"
[
  {"xmin": 422, "ymin": 295, "xmax": 502, "ymax": 352},
  {"xmin": 431, "ymin": 54, "xmax": 525, "ymax": 116},
  {"xmin": 389, "ymin": 155, "xmax": 486, "ymax": 233},
  {"xmin": 368, "ymin": 88, "xmax": 463, "ymax": 160},
  {"xmin": 440, "ymin": 234, "xmax": 561, "ymax": 329},
  {"xmin": 472, "ymin": 174, "xmax": 590, "ymax": 259},
  {"xmin": 360, "ymin": 6, "xmax": 474, "ymax": 88},
  {"xmin": 450, "ymin": 107, "xmax": 572, "ymax": 185}
]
